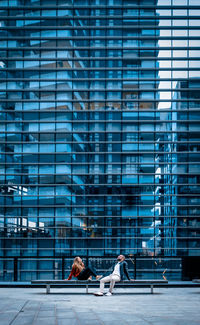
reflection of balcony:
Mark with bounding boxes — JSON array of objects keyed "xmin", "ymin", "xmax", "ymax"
[
  {"xmin": 13, "ymin": 195, "xmax": 72, "ymax": 206},
  {"xmin": 180, "ymin": 186, "xmax": 200, "ymax": 195}
]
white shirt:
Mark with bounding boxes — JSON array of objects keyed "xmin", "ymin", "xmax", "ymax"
[{"xmin": 112, "ymin": 262, "xmax": 121, "ymax": 277}]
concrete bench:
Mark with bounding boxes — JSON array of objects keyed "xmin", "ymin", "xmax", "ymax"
[{"xmin": 31, "ymin": 279, "xmax": 168, "ymax": 294}]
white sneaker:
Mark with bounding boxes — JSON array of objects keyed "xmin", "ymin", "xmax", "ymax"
[
  {"xmin": 105, "ymin": 292, "xmax": 112, "ymax": 296},
  {"xmin": 93, "ymin": 292, "xmax": 104, "ymax": 296}
]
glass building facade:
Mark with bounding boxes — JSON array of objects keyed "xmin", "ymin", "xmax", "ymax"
[{"xmin": 0, "ymin": 0, "xmax": 200, "ymax": 281}]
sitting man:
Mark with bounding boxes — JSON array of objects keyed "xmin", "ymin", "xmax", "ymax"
[{"xmin": 94, "ymin": 254, "xmax": 133, "ymax": 296}]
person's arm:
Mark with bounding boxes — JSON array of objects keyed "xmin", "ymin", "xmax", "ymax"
[
  {"xmin": 123, "ymin": 261, "xmax": 131, "ymax": 281},
  {"xmin": 67, "ymin": 266, "xmax": 74, "ymax": 280}
]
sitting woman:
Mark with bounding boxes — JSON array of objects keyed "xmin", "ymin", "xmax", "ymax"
[{"xmin": 66, "ymin": 256, "xmax": 102, "ymax": 281}]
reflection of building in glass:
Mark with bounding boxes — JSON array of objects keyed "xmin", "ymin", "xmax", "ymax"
[
  {"xmin": 162, "ymin": 79, "xmax": 200, "ymax": 257},
  {"xmin": 0, "ymin": 0, "xmax": 199, "ymax": 280}
]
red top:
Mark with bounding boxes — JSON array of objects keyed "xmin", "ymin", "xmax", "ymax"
[{"xmin": 67, "ymin": 264, "xmax": 85, "ymax": 280}]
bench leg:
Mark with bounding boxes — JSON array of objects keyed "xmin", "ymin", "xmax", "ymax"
[
  {"xmin": 46, "ymin": 284, "xmax": 50, "ymax": 294},
  {"xmin": 86, "ymin": 284, "xmax": 88, "ymax": 294},
  {"xmin": 151, "ymin": 285, "xmax": 154, "ymax": 294}
]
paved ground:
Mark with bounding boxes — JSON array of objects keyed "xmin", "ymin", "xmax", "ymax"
[{"xmin": 0, "ymin": 287, "xmax": 199, "ymax": 325}]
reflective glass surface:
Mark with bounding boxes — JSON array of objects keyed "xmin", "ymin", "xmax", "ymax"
[{"xmin": 0, "ymin": 0, "xmax": 200, "ymax": 280}]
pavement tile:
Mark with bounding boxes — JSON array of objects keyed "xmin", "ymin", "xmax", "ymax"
[
  {"xmin": 78, "ymin": 321, "xmax": 102, "ymax": 325},
  {"xmin": 177, "ymin": 321, "xmax": 200, "ymax": 325},
  {"xmin": 56, "ymin": 308, "xmax": 75, "ymax": 312},
  {"xmin": 57, "ymin": 319, "xmax": 80, "ymax": 325},
  {"xmin": 34, "ymin": 318, "xmax": 56, "ymax": 325},
  {"xmin": 56, "ymin": 307, "xmax": 73, "ymax": 310},
  {"xmin": 11, "ymin": 315, "xmax": 35, "ymax": 325},
  {"xmin": 38, "ymin": 310, "xmax": 55, "ymax": 317},
  {"xmin": 126, "ymin": 319, "xmax": 149, "ymax": 325},
  {"xmin": 94, "ymin": 315, "xmax": 118, "ymax": 321},
  {"xmin": 39, "ymin": 306, "xmax": 55, "ymax": 311},
  {"xmin": 74, "ymin": 312, "xmax": 98, "ymax": 320},
  {"xmin": 103, "ymin": 320, "xmax": 126, "ymax": 325},
  {"xmin": 57, "ymin": 314, "xmax": 77, "ymax": 319},
  {"xmin": 146, "ymin": 320, "xmax": 177, "ymax": 325},
  {"xmin": 118, "ymin": 314, "xmax": 143, "ymax": 322},
  {"xmin": 0, "ymin": 312, "xmax": 17, "ymax": 325}
]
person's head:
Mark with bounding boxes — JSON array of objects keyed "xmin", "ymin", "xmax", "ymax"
[
  {"xmin": 117, "ymin": 254, "xmax": 125, "ymax": 262},
  {"xmin": 72, "ymin": 256, "xmax": 84, "ymax": 271},
  {"xmin": 74, "ymin": 256, "xmax": 82, "ymax": 264}
]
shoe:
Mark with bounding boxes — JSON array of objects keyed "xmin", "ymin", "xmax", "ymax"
[
  {"xmin": 105, "ymin": 292, "xmax": 112, "ymax": 296},
  {"xmin": 93, "ymin": 292, "xmax": 104, "ymax": 296}
]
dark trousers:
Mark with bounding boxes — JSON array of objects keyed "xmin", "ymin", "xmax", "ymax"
[{"xmin": 77, "ymin": 266, "xmax": 97, "ymax": 280}]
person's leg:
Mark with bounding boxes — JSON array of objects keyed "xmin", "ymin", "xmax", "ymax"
[
  {"xmin": 87, "ymin": 266, "xmax": 97, "ymax": 277},
  {"xmin": 99, "ymin": 275, "xmax": 112, "ymax": 293},
  {"xmin": 78, "ymin": 267, "xmax": 97, "ymax": 280},
  {"xmin": 109, "ymin": 275, "xmax": 121, "ymax": 293},
  {"xmin": 77, "ymin": 268, "xmax": 89, "ymax": 280}
]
